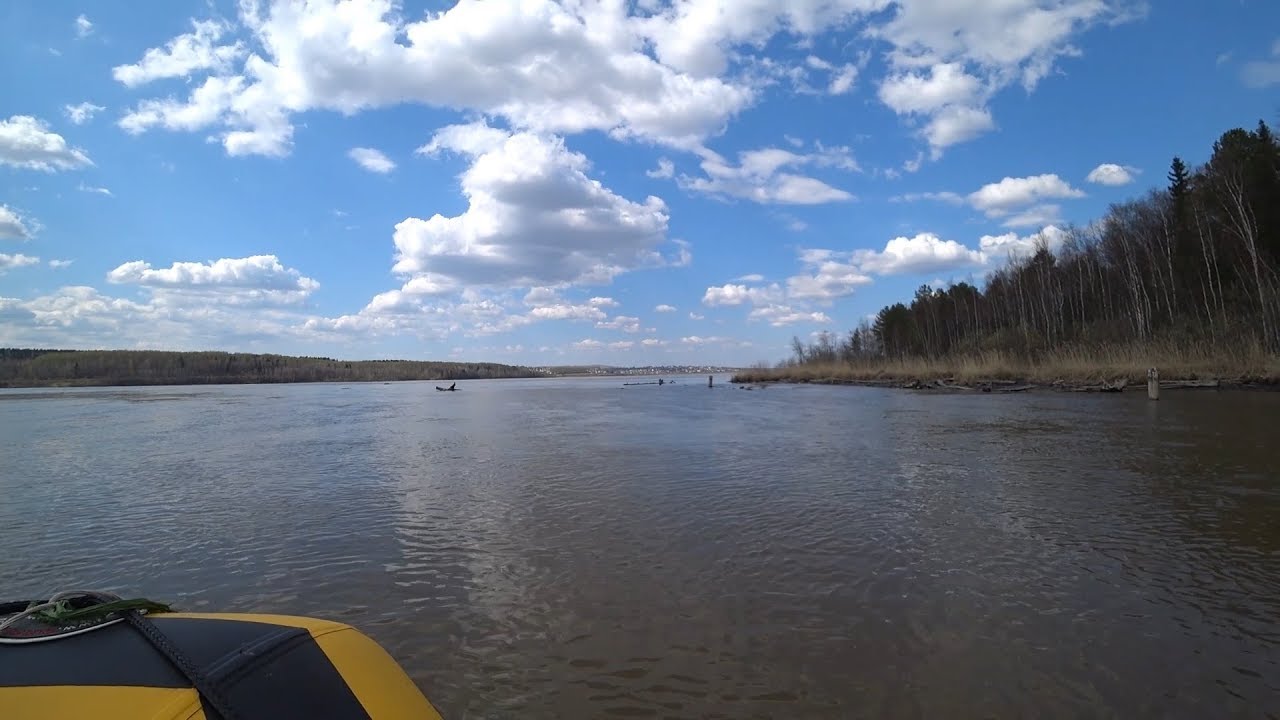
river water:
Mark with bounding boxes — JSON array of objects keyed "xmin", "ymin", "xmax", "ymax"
[{"xmin": 1, "ymin": 378, "xmax": 1277, "ymax": 718}]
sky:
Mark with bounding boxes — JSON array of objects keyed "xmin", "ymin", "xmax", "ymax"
[{"xmin": 1, "ymin": 1, "xmax": 1278, "ymax": 367}]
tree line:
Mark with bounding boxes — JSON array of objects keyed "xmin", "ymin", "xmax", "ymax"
[
  {"xmin": 0, "ymin": 350, "xmax": 540, "ymax": 387},
  {"xmin": 790, "ymin": 120, "xmax": 1280, "ymax": 367}
]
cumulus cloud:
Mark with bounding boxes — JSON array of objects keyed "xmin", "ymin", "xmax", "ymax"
[
  {"xmin": 0, "ymin": 205, "xmax": 34, "ymax": 240},
  {"xmin": 785, "ymin": 259, "xmax": 873, "ymax": 300},
  {"xmin": 597, "ymin": 315, "xmax": 642, "ymax": 332},
  {"xmin": 1086, "ymin": 163, "xmax": 1139, "ymax": 186},
  {"xmin": 879, "ymin": 62, "xmax": 982, "ymax": 114},
  {"xmin": 1000, "ymin": 204, "xmax": 1063, "ymax": 228},
  {"xmin": 394, "ymin": 122, "xmax": 674, "ymax": 289},
  {"xmin": 979, "ymin": 225, "xmax": 1067, "ymax": 260},
  {"xmin": 748, "ymin": 305, "xmax": 832, "ymax": 326},
  {"xmin": 702, "ymin": 283, "xmax": 783, "ymax": 306},
  {"xmin": 572, "ymin": 338, "xmax": 604, "ymax": 350},
  {"xmin": 854, "ymin": 232, "xmax": 987, "ymax": 275},
  {"xmin": 654, "ymin": 304, "xmax": 677, "ymax": 312},
  {"xmin": 112, "ymin": 19, "xmax": 245, "ymax": 87},
  {"xmin": 348, "ymin": 147, "xmax": 396, "ymax": 174},
  {"xmin": 0, "ymin": 115, "xmax": 93, "ymax": 171},
  {"xmin": 64, "ymin": 102, "xmax": 105, "ymax": 125},
  {"xmin": 870, "ymin": 0, "xmax": 1128, "ymax": 156},
  {"xmin": 0, "ymin": 284, "xmax": 326, "ymax": 350},
  {"xmin": 118, "ymin": 0, "xmax": 756, "ymax": 155},
  {"xmin": 967, "ymin": 174, "xmax": 1084, "ymax": 217},
  {"xmin": 646, "ymin": 158, "xmax": 675, "ymax": 179},
  {"xmin": 106, "ymin": 255, "xmax": 319, "ymax": 304},
  {"xmin": 0, "ymin": 253, "xmax": 40, "ymax": 272},
  {"xmin": 75, "ymin": 15, "xmax": 93, "ymax": 38},
  {"xmin": 678, "ymin": 144, "xmax": 857, "ymax": 204},
  {"xmin": 922, "ymin": 104, "xmax": 995, "ymax": 153}
]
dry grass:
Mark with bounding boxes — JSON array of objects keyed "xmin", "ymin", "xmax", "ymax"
[{"xmin": 731, "ymin": 340, "xmax": 1280, "ymax": 386}]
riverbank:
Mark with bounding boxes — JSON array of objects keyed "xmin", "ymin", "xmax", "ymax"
[
  {"xmin": 731, "ymin": 345, "xmax": 1280, "ymax": 391},
  {"xmin": 0, "ymin": 349, "xmax": 538, "ymax": 388}
]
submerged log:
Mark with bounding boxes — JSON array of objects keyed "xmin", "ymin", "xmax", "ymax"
[{"xmin": 1100, "ymin": 379, "xmax": 1128, "ymax": 393}]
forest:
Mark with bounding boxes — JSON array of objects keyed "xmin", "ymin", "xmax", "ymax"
[
  {"xmin": 0, "ymin": 349, "xmax": 539, "ymax": 388},
  {"xmin": 738, "ymin": 120, "xmax": 1280, "ymax": 385}
]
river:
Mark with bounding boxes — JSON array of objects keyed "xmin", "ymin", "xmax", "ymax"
[{"xmin": 1, "ymin": 378, "xmax": 1277, "ymax": 718}]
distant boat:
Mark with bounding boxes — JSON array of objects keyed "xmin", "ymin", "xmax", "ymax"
[{"xmin": 435, "ymin": 382, "xmax": 458, "ymax": 392}]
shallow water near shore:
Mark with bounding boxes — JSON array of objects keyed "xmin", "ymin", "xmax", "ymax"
[{"xmin": 2, "ymin": 377, "xmax": 1278, "ymax": 718}]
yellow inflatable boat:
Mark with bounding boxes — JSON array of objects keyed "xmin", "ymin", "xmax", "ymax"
[{"xmin": 0, "ymin": 591, "xmax": 443, "ymax": 719}]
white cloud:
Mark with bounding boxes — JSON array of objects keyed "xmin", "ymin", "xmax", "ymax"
[
  {"xmin": 783, "ymin": 134, "xmax": 804, "ymax": 148},
  {"xmin": 785, "ymin": 260, "xmax": 873, "ymax": 299},
  {"xmin": 980, "ymin": 224, "xmax": 1067, "ymax": 260},
  {"xmin": 874, "ymin": 0, "xmax": 1116, "ymax": 81},
  {"xmin": 827, "ymin": 64, "xmax": 859, "ymax": 94},
  {"xmin": 64, "ymin": 102, "xmax": 105, "ymax": 125},
  {"xmin": 596, "ymin": 315, "xmax": 642, "ymax": 332},
  {"xmin": 106, "ymin": 255, "xmax": 319, "ymax": 304},
  {"xmin": 1086, "ymin": 163, "xmax": 1139, "ymax": 186},
  {"xmin": 891, "ymin": 190, "xmax": 964, "ymax": 204},
  {"xmin": 0, "ymin": 205, "xmax": 33, "ymax": 240},
  {"xmin": 1000, "ymin": 204, "xmax": 1062, "ymax": 228},
  {"xmin": 734, "ymin": 273, "xmax": 765, "ymax": 282},
  {"xmin": 348, "ymin": 147, "xmax": 396, "ymax": 174},
  {"xmin": 654, "ymin": 304, "xmax": 677, "ymax": 312},
  {"xmin": 636, "ymin": 0, "xmax": 884, "ymax": 78},
  {"xmin": 922, "ymin": 104, "xmax": 995, "ymax": 154},
  {"xmin": 748, "ymin": 305, "xmax": 831, "ymax": 326},
  {"xmin": 0, "ymin": 115, "xmax": 93, "ymax": 171},
  {"xmin": 608, "ymin": 340, "xmax": 635, "ymax": 350},
  {"xmin": 702, "ymin": 283, "xmax": 783, "ymax": 307},
  {"xmin": 75, "ymin": 15, "xmax": 93, "ymax": 38},
  {"xmin": 688, "ymin": 311, "xmax": 705, "ymax": 320},
  {"xmin": 647, "ymin": 158, "xmax": 675, "ymax": 179},
  {"xmin": 528, "ymin": 303, "xmax": 607, "ymax": 322},
  {"xmin": 78, "ymin": 183, "xmax": 112, "ymax": 197},
  {"xmin": 112, "ymin": 19, "xmax": 245, "ymax": 87},
  {"xmin": 572, "ymin": 338, "xmax": 604, "ymax": 350},
  {"xmin": 870, "ymin": 0, "xmax": 1127, "ymax": 155},
  {"xmin": 854, "ymin": 232, "xmax": 987, "ymax": 275},
  {"xmin": 48, "ymin": 259, "xmax": 74, "ymax": 269},
  {"xmin": 968, "ymin": 174, "xmax": 1084, "ymax": 217},
  {"xmin": 678, "ymin": 145, "xmax": 857, "ymax": 204},
  {"xmin": 589, "ymin": 296, "xmax": 619, "ymax": 308},
  {"xmin": 0, "ymin": 284, "xmax": 328, "ymax": 350},
  {"xmin": 641, "ymin": 338, "xmax": 667, "ymax": 347},
  {"xmin": 879, "ymin": 63, "xmax": 982, "ymax": 114},
  {"xmin": 1241, "ymin": 38, "xmax": 1280, "ymax": 88},
  {"xmin": 0, "ymin": 253, "xmax": 40, "ymax": 272},
  {"xmin": 119, "ymin": 0, "xmax": 755, "ymax": 156},
  {"xmin": 680, "ymin": 335, "xmax": 736, "ymax": 346},
  {"xmin": 522, "ymin": 287, "xmax": 561, "ymax": 307},
  {"xmin": 394, "ymin": 122, "xmax": 674, "ymax": 289}
]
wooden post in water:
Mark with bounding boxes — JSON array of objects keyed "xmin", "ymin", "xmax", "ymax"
[
  {"xmin": 708, "ymin": 375, "xmax": 714, "ymax": 388},
  {"xmin": 1147, "ymin": 367, "xmax": 1159, "ymax": 400}
]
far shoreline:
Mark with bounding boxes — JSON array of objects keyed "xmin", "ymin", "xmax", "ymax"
[{"xmin": 729, "ymin": 365, "xmax": 1280, "ymax": 394}]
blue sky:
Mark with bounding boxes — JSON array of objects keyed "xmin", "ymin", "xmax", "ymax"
[{"xmin": 2, "ymin": 0, "xmax": 1277, "ymax": 366}]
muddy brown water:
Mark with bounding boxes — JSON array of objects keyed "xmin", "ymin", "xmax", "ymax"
[{"xmin": 2, "ymin": 378, "xmax": 1277, "ymax": 718}]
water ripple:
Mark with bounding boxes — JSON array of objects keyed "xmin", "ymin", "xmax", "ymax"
[{"xmin": 1, "ymin": 380, "xmax": 1278, "ymax": 718}]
